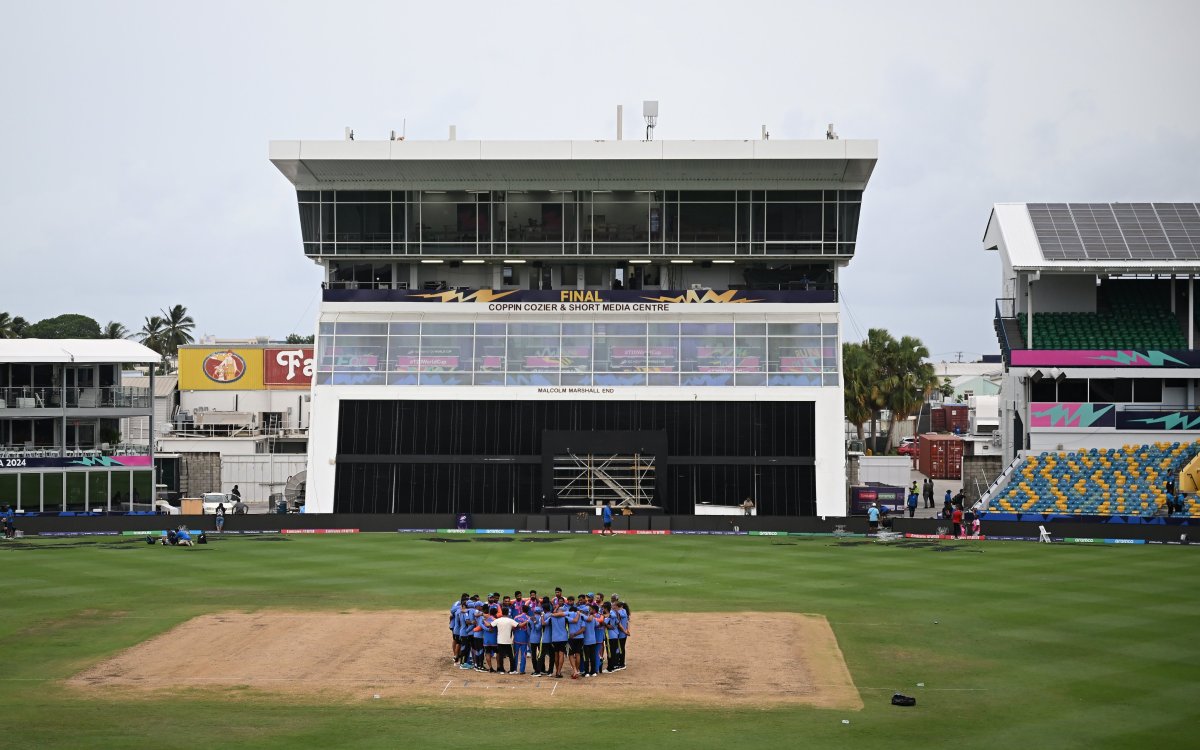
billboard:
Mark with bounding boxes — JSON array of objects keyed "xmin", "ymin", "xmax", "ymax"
[
  {"xmin": 179, "ymin": 348, "xmax": 314, "ymax": 391},
  {"xmin": 264, "ymin": 348, "xmax": 315, "ymax": 388}
]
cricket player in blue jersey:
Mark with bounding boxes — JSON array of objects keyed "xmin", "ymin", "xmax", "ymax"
[
  {"xmin": 512, "ymin": 605, "xmax": 531, "ymax": 675},
  {"xmin": 547, "ymin": 603, "xmax": 570, "ymax": 678}
]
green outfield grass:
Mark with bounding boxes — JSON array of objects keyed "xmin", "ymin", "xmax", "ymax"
[{"xmin": 1, "ymin": 533, "xmax": 1197, "ymax": 749}]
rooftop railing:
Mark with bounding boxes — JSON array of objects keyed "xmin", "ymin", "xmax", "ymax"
[{"xmin": 0, "ymin": 386, "xmax": 152, "ymax": 410}]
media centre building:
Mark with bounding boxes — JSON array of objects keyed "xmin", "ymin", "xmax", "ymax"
[{"xmin": 270, "ymin": 135, "xmax": 877, "ymax": 516}]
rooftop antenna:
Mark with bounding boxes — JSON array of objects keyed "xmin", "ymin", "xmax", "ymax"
[
  {"xmin": 761, "ymin": 124, "xmax": 770, "ymax": 141},
  {"xmin": 344, "ymin": 126, "xmax": 355, "ymax": 141},
  {"xmin": 643, "ymin": 100, "xmax": 659, "ymax": 141},
  {"xmin": 391, "ymin": 119, "xmax": 406, "ymax": 141},
  {"xmin": 826, "ymin": 123, "xmax": 838, "ymax": 140}
]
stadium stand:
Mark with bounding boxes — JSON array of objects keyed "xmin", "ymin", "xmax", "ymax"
[
  {"xmin": 1013, "ymin": 285, "xmax": 1187, "ymax": 351},
  {"xmin": 986, "ymin": 441, "xmax": 1200, "ymax": 517}
]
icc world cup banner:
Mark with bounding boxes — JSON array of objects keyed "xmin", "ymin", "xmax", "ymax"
[{"xmin": 323, "ymin": 288, "xmax": 836, "ymax": 305}]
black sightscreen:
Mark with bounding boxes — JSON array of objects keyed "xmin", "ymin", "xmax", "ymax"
[{"xmin": 333, "ymin": 400, "xmax": 816, "ymax": 515}]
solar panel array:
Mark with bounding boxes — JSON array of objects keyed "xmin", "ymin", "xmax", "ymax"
[{"xmin": 1028, "ymin": 203, "xmax": 1200, "ymax": 261}]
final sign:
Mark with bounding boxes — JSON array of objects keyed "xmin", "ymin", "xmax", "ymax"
[{"xmin": 264, "ymin": 348, "xmax": 315, "ymax": 388}]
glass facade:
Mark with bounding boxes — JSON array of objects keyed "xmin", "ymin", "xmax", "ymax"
[
  {"xmin": 315, "ymin": 317, "xmax": 839, "ymax": 387},
  {"xmin": 297, "ymin": 190, "xmax": 861, "ymax": 258},
  {"xmin": 0, "ymin": 469, "xmax": 150, "ymax": 512}
]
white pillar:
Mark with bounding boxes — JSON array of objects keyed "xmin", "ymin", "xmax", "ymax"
[{"xmin": 1026, "ymin": 274, "xmax": 1034, "ymax": 348}]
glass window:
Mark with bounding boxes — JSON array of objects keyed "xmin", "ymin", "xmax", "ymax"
[
  {"xmin": 298, "ymin": 204, "xmax": 320, "ymax": 244},
  {"xmin": 590, "ymin": 192, "xmax": 647, "ymax": 243},
  {"xmin": 1057, "ymin": 379, "xmax": 1088, "ymax": 402},
  {"xmin": 1089, "ymin": 378, "xmax": 1116, "ymax": 402},
  {"xmin": 387, "ymin": 336, "xmax": 420, "ymax": 370},
  {"xmin": 682, "ymin": 323, "xmax": 733, "ymax": 336},
  {"xmin": 66, "ymin": 472, "xmax": 86, "ymax": 512},
  {"xmin": 1031, "ymin": 379, "xmax": 1057, "ymax": 402},
  {"xmin": 770, "ymin": 337, "xmax": 822, "ymax": 373},
  {"xmin": 508, "ymin": 323, "xmax": 559, "ymax": 337},
  {"xmin": 389, "ymin": 322, "xmax": 420, "ymax": 335},
  {"xmin": 1111, "ymin": 379, "xmax": 1133, "ymax": 402},
  {"xmin": 508, "ymin": 193, "xmax": 566, "ymax": 243},
  {"xmin": 562, "ymin": 323, "xmax": 592, "ymax": 337},
  {"xmin": 422, "ymin": 323, "xmax": 474, "ymax": 337},
  {"xmin": 837, "ymin": 202, "xmax": 862, "ymax": 243},
  {"xmin": 737, "ymin": 337, "xmax": 767, "ymax": 372},
  {"xmin": 0, "ymin": 474, "xmax": 17, "ymax": 512},
  {"xmin": 475, "ymin": 322, "xmax": 505, "ymax": 336},
  {"xmin": 649, "ymin": 323, "xmax": 679, "ymax": 336},
  {"xmin": 43, "ymin": 472, "xmax": 64, "ymax": 512},
  {"xmin": 679, "ymin": 201, "xmax": 735, "ymax": 243},
  {"xmin": 560, "ymin": 336, "xmax": 593, "ymax": 372},
  {"xmin": 418, "ymin": 336, "xmax": 471, "ymax": 372},
  {"xmin": 736, "ymin": 323, "xmax": 766, "ymax": 336},
  {"xmin": 511, "ymin": 336, "xmax": 561, "ymax": 372},
  {"xmin": 1133, "ymin": 379, "xmax": 1163, "ymax": 403},
  {"xmin": 336, "ymin": 322, "xmax": 388, "ymax": 336},
  {"xmin": 89, "ymin": 471, "xmax": 109, "ymax": 511},
  {"xmin": 596, "ymin": 323, "xmax": 646, "ymax": 337},
  {"xmin": 765, "ymin": 202, "xmax": 822, "ymax": 242},
  {"xmin": 330, "ymin": 336, "xmax": 386, "ymax": 371},
  {"xmin": 109, "ymin": 470, "xmax": 131, "ymax": 510},
  {"xmin": 20, "ymin": 473, "xmax": 40, "ymax": 512},
  {"xmin": 132, "ymin": 471, "xmax": 153, "ymax": 510},
  {"xmin": 768, "ymin": 322, "xmax": 822, "ymax": 336}
]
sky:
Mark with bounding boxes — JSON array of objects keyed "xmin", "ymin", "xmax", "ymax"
[{"xmin": 2, "ymin": 0, "xmax": 1198, "ymax": 360}]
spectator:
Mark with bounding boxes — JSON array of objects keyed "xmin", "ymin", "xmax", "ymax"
[
  {"xmin": 867, "ymin": 503, "xmax": 881, "ymax": 533},
  {"xmin": 906, "ymin": 490, "xmax": 918, "ymax": 518},
  {"xmin": 951, "ymin": 506, "xmax": 964, "ymax": 538}
]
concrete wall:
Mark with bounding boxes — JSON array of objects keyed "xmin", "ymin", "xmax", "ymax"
[
  {"xmin": 180, "ymin": 452, "xmax": 221, "ymax": 498},
  {"xmin": 963, "ymin": 455, "xmax": 1005, "ymax": 502}
]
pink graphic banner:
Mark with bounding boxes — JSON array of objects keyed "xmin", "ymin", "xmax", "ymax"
[{"xmin": 1010, "ymin": 350, "xmax": 1193, "ymax": 368}]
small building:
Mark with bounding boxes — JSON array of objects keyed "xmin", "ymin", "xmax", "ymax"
[
  {"xmin": 0, "ymin": 339, "xmax": 160, "ymax": 512},
  {"xmin": 155, "ymin": 342, "xmax": 313, "ymax": 503}
]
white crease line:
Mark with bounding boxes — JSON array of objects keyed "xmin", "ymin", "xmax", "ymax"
[
  {"xmin": 440, "ymin": 679, "xmax": 452, "ymax": 696},
  {"xmin": 551, "ymin": 680, "xmax": 558, "ymax": 696}
]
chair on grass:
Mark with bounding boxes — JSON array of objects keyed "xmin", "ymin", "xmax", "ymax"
[{"xmin": 1038, "ymin": 525, "xmax": 1053, "ymax": 543}]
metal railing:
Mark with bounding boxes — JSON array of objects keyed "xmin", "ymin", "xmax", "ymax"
[
  {"xmin": 0, "ymin": 386, "xmax": 151, "ymax": 410},
  {"xmin": 0, "ymin": 444, "xmax": 149, "ymax": 459}
]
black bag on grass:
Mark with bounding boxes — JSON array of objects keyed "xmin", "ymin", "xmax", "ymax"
[{"xmin": 891, "ymin": 693, "xmax": 916, "ymax": 706}]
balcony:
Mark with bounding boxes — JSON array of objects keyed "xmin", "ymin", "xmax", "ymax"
[
  {"xmin": 0, "ymin": 444, "xmax": 148, "ymax": 460},
  {"xmin": 0, "ymin": 386, "xmax": 152, "ymax": 411}
]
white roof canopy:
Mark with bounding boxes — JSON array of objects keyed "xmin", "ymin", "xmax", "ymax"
[
  {"xmin": 269, "ymin": 138, "xmax": 878, "ymax": 190},
  {"xmin": 984, "ymin": 202, "xmax": 1200, "ymax": 273},
  {"xmin": 0, "ymin": 339, "xmax": 162, "ymax": 365}
]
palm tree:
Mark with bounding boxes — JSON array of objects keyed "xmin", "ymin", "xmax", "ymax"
[
  {"xmin": 842, "ymin": 341, "xmax": 877, "ymax": 441},
  {"xmin": 101, "ymin": 321, "xmax": 130, "ymax": 339},
  {"xmin": 158, "ymin": 304, "xmax": 195, "ymax": 357},
  {"xmin": 878, "ymin": 334, "xmax": 938, "ymax": 452},
  {"xmin": 138, "ymin": 315, "xmax": 165, "ymax": 354},
  {"xmin": 0, "ymin": 312, "xmax": 28, "ymax": 339}
]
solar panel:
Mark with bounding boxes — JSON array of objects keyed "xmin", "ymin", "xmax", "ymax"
[{"xmin": 1027, "ymin": 203, "xmax": 1200, "ymax": 261}]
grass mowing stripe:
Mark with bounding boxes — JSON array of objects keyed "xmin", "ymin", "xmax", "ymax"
[{"xmin": 1, "ymin": 533, "xmax": 1197, "ymax": 748}]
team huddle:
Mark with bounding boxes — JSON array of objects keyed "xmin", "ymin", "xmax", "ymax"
[{"xmin": 449, "ymin": 589, "xmax": 631, "ymax": 679}]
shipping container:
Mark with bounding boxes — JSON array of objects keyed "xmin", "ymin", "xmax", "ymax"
[
  {"xmin": 918, "ymin": 433, "xmax": 964, "ymax": 479},
  {"xmin": 931, "ymin": 404, "xmax": 970, "ymax": 434},
  {"xmin": 943, "ymin": 404, "xmax": 970, "ymax": 434}
]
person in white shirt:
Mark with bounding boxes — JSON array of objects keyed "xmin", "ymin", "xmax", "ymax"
[{"xmin": 492, "ymin": 613, "xmax": 518, "ymax": 674}]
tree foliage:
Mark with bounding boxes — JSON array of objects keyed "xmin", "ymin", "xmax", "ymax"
[
  {"xmin": 285, "ymin": 333, "xmax": 315, "ymax": 345},
  {"xmin": 101, "ymin": 321, "xmax": 130, "ymax": 339},
  {"xmin": 0, "ymin": 312, "xmax": 29, "ymax": 339},
  {"xmin": 24, "ymin": 314, "xmax": 102, "ymax": 339},
  {"xmin": 843, "ymin": 328, "xmax": 940, "ymax": 452},
  {"xmin": 158, "ymin": 304, "xmax": 195, "ymax": 357}
]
